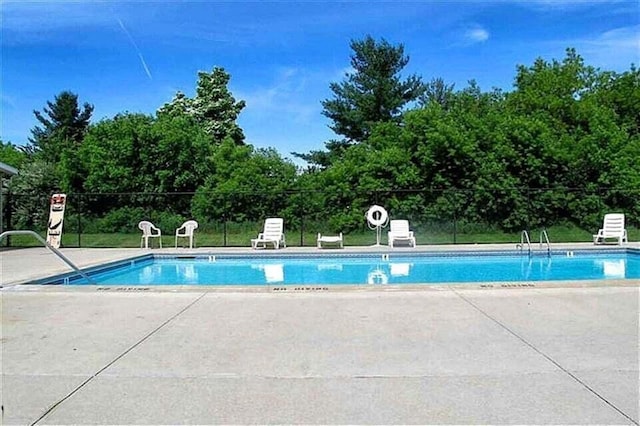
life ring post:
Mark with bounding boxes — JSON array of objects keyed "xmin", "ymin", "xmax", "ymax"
[{"xmin": 366, "ymin": 205, "xmax": 389, "ymax": 246}]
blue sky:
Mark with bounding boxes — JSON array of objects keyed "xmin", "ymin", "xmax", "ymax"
[{"xmin": 1, "ymin": 1, "xmax": 638, "ymax": 163}]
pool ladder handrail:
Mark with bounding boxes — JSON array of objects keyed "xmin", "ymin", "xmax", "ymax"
[
  {"xmin": 516, "ymin": 230, "xmax": 532, "ymax": 256},
  {"xmin": 0, "ymin": 230, "xmax": 96, "ymax": 285},
  {"xmin": 539, "ymin": 229, "xmax": 551, "ymax": 257}
]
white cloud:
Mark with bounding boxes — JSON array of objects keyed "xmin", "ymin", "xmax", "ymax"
[
  {"xmin": 465, "ymin": 27, "xmax": 490, "ymax": 43},
  {"xmin": 235, "ymin": 66, "xmax": 335, "ymax": 158},
  {"xmin": 591, "ymin": 25, "xmax": 640, "ymax": 50},
  {"xmin": 558, "ymin": 25, "xmax": 640, "ymax": 69},
  {"xmin": 238, "ymin": 67, "xmax": 319, "ymax": 123}
]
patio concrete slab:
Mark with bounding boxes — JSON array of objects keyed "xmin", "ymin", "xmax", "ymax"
[
  {"xmin": 102, "ymin": 292, "xmax": 560, "ymax": 378},
  {"xmin": 1, "ymin": 292, "xmax": 203, "ymax": 424},
  {"xmin": 2, "ymin": 288, "xmax": 638, "ymax": 425},
  {"xmin": 2, "ymin": 292, "xmax": 203, "ymax": 375},
  {"xmin": 456, "ymin": 287, "xmax": 639, "ymax": 368},
  {"xmin": 41, "ymin": 373, "xmax": 630, "ymax": 425},
  {"xmin": 455, "ymin": 286, "xmax": 640, "ymax": 423},
  {"xmin": 575, "ymin": 369, "xmax": 640, "ymax": 423},
  {"xmin": 1, "ymin": 375, "xmax": 85, "ymax": 426}
]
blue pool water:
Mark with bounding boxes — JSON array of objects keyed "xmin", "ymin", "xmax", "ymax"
[{"xmin": 54, "ymin": 251, "xmax": 640, "ymax": 286}]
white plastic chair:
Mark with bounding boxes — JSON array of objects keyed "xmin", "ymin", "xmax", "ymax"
[
  {"xmin": 388, "ymin": 220, "xmax": 416, "ymax": 247},
  {"xmin": 138, "ymin": 221, "xmax": 162, "ymax": 249},
  {"xmin": 175, "ymin": 220, "xmax": 198, "ymax": 248},
  {"xmin": 251, "ymin": 218, "xmax": 286, "ymax": 249},
  {"xmin": 593, "ymin": 213, "xmax": 627, "ymax": 245}
]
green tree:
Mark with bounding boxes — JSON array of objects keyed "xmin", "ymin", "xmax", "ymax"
[
  {"xmin": 28, "ymin": 91, "xmax": 93, "ymax": 163},
  {"xmin": 597, "ymin": 66, "xmax": 640, "ymax": 135},
  {"xmin": 157, "ymin": 92, "xmax": 193, "ymax": 117},
  {"xmin": 0, "ymin": 140, "xmax": 27, "ymax": 169},
  {"xmin": 80, "ymin": 113, "xmax": 157, "ymax": 195},
  {"xmin": 150, "ymin": 114, "xmax": 214, "ymax": 194},
  {"xmin": 505, "ymin": 48, "xmax": 640, "ymax": 227},
  {"xmin": 78, "ymin": 112, "xmax": 213, "ymax": 217},
  {"xmin": 158, "ymin": 67, "xmax": 246, "ymax": 145},
  {"xmin": 297, "ymin": 36, "xmax": 425, "ymax": 168},
  {"xmin": 192, "ymin": 140, "xmax": 297, "ymax": 224},
  {"xmin": 322, "ymin": 36, "xmax": 425, "ymax": 143},
  {"xmin": 299, "ymin": 121, "xmax": 421, "ymax": 231},
  {"xmin": 419, "ymin": 77, "xmax": 455, "ymax": 110},
  {"xmin": 8, "ymin": 159, "xmax": 59, "ymax": 229}
]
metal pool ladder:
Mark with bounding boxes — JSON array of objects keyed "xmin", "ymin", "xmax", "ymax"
[
  {"xmin": 0, "ymin": 230, "xmax": 95, "ymax": 284},
  {"xmin": 539, "ymin": 229, "xmax": 551, "ymax": 257},
  {"xmin": 517, "ymin": 230, "xmax": 532, "ymax": 256}
]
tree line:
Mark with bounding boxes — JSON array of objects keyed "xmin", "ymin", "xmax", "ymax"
[{"xmin": 2, "ymin": 36, "xmax": 639, "ymax": 235}]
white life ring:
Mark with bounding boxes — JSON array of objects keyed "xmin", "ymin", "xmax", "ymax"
[
  {"xmin": 366, "ymin": 205, "xmax": 388, "ymax": 227},
  {"xmin": 367, "ymin": 269, "xmax": 388, "ymax": 285}
]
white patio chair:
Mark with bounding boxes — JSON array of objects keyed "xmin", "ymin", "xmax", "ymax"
[
  {"xmin": 138, "ymin": 220, "xmax": 162, "ymax": 249},
  {"xmin": 593, "ymin": 213, "xmax": 627, "ymax": 245},
  {"xmin": 388, "ymin": 219, "xmax": 416, "ymax": 247},
  {"xmin": 251, "ymin": 218, "xmax": 286, "ymax": 249},
  {"xmin": 175, "ymin": 220, "xmax": 198, "ymax": 248}
]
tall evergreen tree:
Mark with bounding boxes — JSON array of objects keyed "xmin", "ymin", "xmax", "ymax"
[
  {"xmin": 29, "ymin": 91, "xmax": 93, "ymax": 163},
  {"xmin": 321, "ymin": 35, "xmax": 425, "ymax": 143},
  {"xmin": 296, "ymin": 36, "xmax": 425, "ymax": 167}
]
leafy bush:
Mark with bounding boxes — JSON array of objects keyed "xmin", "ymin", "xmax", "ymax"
[
  {"xmin": 148, "ymin": 211, "xmax": 186, "ymax": 234},
  {"xmin": 94, "ymin": 207, "xmax": 148, "ymax": 233}
]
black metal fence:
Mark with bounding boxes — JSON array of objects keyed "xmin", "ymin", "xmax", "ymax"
[{"xmin": 2, "ymin": 188, "xmax": 639, "ymax": 247}]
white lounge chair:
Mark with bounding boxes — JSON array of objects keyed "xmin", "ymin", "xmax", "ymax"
[
  {"xmin": 138, "ymin": 220, "xmax": 162, "ymax": 249},
  {"xmin": 593, "ymin": 213, "xmax": 627, "ymax": 245},
  {"xmin": 388, "ymin": 220, "xmax": 416, "ymax": 247},
  {"xmin": 317, "ymin": 232, "xmax": 343, "ymax": 248},
  {"xmin": 175, "ymin": 220, "xmax": 198, "ymax": 248},
  {"xmin": 251, "ymin": 218, "xmax": 286, "ymax": 249}
]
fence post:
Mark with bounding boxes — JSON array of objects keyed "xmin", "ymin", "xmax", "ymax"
[
  {"xmin": 526, "ymin": 187, "xmax": 531, "ymax": 235},
  {"xmin": 76, "ymin": 193, "xmax": 82, "ymax": 248},
  {"xmin": 299, "ymin": 190, "xmax": 305, "ymax": 247},
  {"xmin": 5, "ymin": 191, "xmax": 12, "ymax": 247},
  {"xmin": 453, "ymin": 197, "xmax": 457, "ymax": 244},
  {"xmin": 223, "ymin": 214, "xmax": 228, "ymax": 247}
]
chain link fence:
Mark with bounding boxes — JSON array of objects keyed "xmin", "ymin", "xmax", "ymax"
[{"xmin": 2, "ymin": 188, "xmax": 639, "ymax": 248}]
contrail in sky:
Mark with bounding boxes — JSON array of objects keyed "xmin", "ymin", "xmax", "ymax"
[{"xmin": 116, "ymin": 17, "xmax": 153, "ymax": 80}]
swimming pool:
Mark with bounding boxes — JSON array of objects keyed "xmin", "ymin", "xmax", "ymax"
[{"xmin": 35, "ymin": 249, "xmax": 640, "ymax": 286}]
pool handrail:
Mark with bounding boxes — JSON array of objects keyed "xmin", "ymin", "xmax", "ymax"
[
  {"xmin": 0, "ymin": 230, "xmax": 96, "ymax": 285},
  {"xmin": 539, "ymin": 229, "xmax": 551, "ymax": 257},
  {"xmin": 517, "ymin": 230, "xmax": 532, "ymax": 256}
]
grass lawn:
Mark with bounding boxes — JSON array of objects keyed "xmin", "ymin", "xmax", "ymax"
[{"xmin": 4, "ymin": 224, "xmax": 637, "ymax": 248}]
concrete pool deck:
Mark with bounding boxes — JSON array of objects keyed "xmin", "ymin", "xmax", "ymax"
[{"xmin": 1, "ymin": 244, "xmax": 639, "ymax": 424}]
